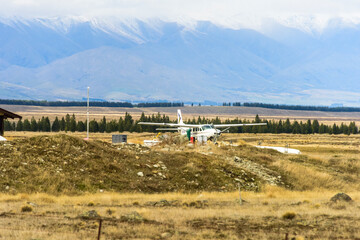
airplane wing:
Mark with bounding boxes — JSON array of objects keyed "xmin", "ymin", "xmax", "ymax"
[
  {"xmin": 213, "ymin": 123, "xmax": 267, "ymax": 128},
  {"xmin": 156, "ymin": 128, "xmax": 179, "ymax": 131},
  {"xmin": 138, "ymin": 122, "xmax": 200, "ymax": 128}
]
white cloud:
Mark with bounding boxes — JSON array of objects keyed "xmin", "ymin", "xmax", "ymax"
[{"xmin": 2, "ymin": 0, "xmax": 360, "ymax": 29}]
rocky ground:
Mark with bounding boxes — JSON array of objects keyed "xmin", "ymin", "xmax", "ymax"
[
  {"xmin": 0, "ymin": 134, "xmax": 271, "ymax": 194},
  {"xmin": 0, "ymin": 133, "xmax": 359, "ymax": 239}
]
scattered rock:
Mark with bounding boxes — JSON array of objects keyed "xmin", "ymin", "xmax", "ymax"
[
  {"xmin": 232, "ymin": 156, "xmax": 284, "ymax": 187},
  {"xmin": 26, "ymin": 202, "xmax": 37, "ymax": 207},
  {"xmin": 145, "ymin": 199, "xmax": 179, "ymax": 207},
  {"xmin": 137, "ymin": 172, "xmax": 144, "ymax": 177},
  {"xmin": 161, "ymin": 232, "xmax": 172, "ymax": 238},
  {"xmin": 234, "ymin": 156, "xmax": 242, "ymax": 163},
  {"xmin": 330, "ymin": 193, "xmax": 352, "ymax": 202},
  {"xmin": 120, "ymin": 211, "xmax": 144, "ymax": 223},
  {"xmin": 154, "ymin": 199, "xmax": 171, "ymax": 207},
  {"xmin": 78, "ymin": 210, "xmax": 100, "ymax": 219},
  {"xmin": 187, "ymin": 200, "xmax": 209, "ymax": 208}
]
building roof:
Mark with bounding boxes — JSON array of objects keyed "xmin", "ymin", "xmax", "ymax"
[{"xmin": 0, "ymin": 108, "xmax": 22, "ymax": 119}]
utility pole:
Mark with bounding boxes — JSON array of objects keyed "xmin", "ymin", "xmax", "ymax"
[{"xmin": 87, "ymin": 86, "xmax": 90, "ymax": 140}]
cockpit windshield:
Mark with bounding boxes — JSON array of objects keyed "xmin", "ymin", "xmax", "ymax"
[{"xmin": 202, "ymin": 125, "xmax": 213, "ymax": 130}]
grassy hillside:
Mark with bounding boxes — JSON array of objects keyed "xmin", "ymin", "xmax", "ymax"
[
  {"xmin": 1, "ymin": 132, "xmax": 359, "ymax": 195},
  {"xmin": 0, "ymin": 134, "xmax": 262, "ymax": 194}
]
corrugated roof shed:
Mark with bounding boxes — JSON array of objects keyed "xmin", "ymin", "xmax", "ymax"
[{"xmin": 0, "ymin": 108, "xmax": 22, "ymax": 136}]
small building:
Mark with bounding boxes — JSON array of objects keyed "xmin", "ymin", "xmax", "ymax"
[
  {"xmin": 112, "ymin": 134, "xmax": 127, "ymax": 144},
  {"xmin": 0, "ymin": 108, "xmax": 22, "ymax": 136}
]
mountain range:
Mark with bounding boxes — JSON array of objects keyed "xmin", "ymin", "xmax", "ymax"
[{"xmin": 1, "ymin": 17, "xmax": 360, "ymax": 106}]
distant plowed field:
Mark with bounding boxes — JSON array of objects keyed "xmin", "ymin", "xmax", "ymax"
[{"xmin": 2, "ymin": 105, "xmax": 360, "ymax": 124}]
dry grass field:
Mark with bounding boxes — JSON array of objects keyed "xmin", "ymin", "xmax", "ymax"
[
  {"xmin": 0, "ymin": 190, "xmax": 359, "ymax": 240},
  {"xmin": 3, "ymin": 105, "xmax": 360, "ymax": 125},
  {"xmin": 0, "ymin": 130, "xmax": 359, "ymax": 239}
]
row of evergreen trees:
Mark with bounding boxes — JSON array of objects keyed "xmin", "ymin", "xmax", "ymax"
[
  {"xmin": 4, "ymin": 113, "xmax": 359, "ymax": 135},
  {"xmin": 0, "ymin": 99, "xmax": 184, "ymax": 108},
  {"xmin": 230, "ymin": 102, "xmax": 360, "ymax": 112}
]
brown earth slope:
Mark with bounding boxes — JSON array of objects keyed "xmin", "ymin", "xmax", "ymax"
[{"xmin": 0, "ymin": 135, "xmax": 263, "ymax": 194}]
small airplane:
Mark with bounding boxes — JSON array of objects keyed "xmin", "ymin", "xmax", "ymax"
[{"xmin": 138, "ymin": 109, "xmax": 267, "ymax": 141}]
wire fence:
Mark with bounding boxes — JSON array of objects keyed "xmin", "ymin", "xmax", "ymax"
[{"xmin": 0, "ymin": 212, "xmax": 111, "ymax": 240}]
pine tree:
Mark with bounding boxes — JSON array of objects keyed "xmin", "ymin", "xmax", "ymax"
[
  {"xmin": 284, "ymin": 119, "xmax": 291, "ymax": 133},
  {"xmin": 23, "ymin": 119, "xmax": 31, "ymax": 131},
  {"xmin": 52, "ymin": 117, "xmax": 60, "ymax": 132},
  {"xmin": 118, "ymin": 117, "xmax": 124, "ymax": 132},
  {"xmin": 319, "ymin": 124, "xmax": 326, "ymax": 134},
  {"xmin": 292, "ymin": 121, "xmax": 301, "ymax": 134},
  {"xmin": 4, "ymin": 120, "xmax": 13, "ymax": 131},
  {"xmin": 312, "ymin": 119, "xmax": 320, "ymax": 133},
  {"xmin": 65, "ymin": 114, "xmax": 71, "ymax": 132},
  {"xmin": 349, "ymin": 122, "xmax": 358, "ymax": 134},
  {"xmin": 276, "ymin": 120, "xmax": 283, "ymax": 133},
  {"xmin": 90, "ymin": 119, "xmax": 99, "ymax": 132},
  {"xmin": 298, "ymin": 121, "xmax": 304, "ymax": 134},
  {"xmin": 16, "ymin": 119, "xmax": 23, "ymax": 131},
  {"xmin": 106, "ymin": 120, "xmax": 118, "ymax": 133},
  {"xmin": 43, "ymin": 117, "xmax": 51, "ymax": 132},
  {"xmin": 60, "ymin": 117, "xmax": 66, "ymax": 131},
  {"xmin": 37, "ymin": 118, "xmax": 44, "ymax": 132},
  {"xmin": 30, "ymin": 117, "xmax": 38, "ymax": 132},
  {"xmin": 306, "ymin": 120, "xmax": 312, "ymax": 134},
  {"xmin": 332, "ymin": 123, "xmax": 339, "ymax": 134},
  {"xmin": 99, "ymin": 116, "xmax": 107, "ymax": 133},
  {"xmin": 69, "ymin": 114, "xmax": 77, "ymax": 132},
  {"xmin": 76, "ymin": 121, "xmax": 86, "ymax": 132},
  {"xmin": 124, "ymin": 113, "xmax": 133, "ymax": 131}
]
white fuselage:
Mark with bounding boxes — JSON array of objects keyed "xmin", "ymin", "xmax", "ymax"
[{"xmin": 179, "ymin": 124, "xmax": 221, "ymax": 139}]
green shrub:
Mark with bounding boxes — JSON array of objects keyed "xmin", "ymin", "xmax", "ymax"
[
  {"xmin": 21, "ymin": 205, "xmax": 33, "ymax": 212},
  {"xmin": 282, "ymin": 211, "xmax": 296, "ymax": 220}
]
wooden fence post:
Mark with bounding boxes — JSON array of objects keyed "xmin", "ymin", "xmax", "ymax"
[
  {"xmin": 238, "ymin": 183, "xmax": 242, "ymax": 205},
  {"xmin": 97, "ymin": 219, "xmax": 103, "ymax": 240}
]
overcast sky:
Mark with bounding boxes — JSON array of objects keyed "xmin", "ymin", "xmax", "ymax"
[{"xmin": 2, "ymin": 0, "xmax": 360, "ymax": 29}]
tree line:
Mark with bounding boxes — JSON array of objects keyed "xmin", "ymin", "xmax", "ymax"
[
  {"xmin": 0, "ymin": 99, "xmax": 184, "ymax": 108},
  {"xmin": 4, "ymin": 113, "xmax": 358, "ymax": 135},
  {"xmin": 2, "ymin": 98, "xmax": 360, "ymax": 112},
  {"xmin": 228, "ymin": 102, "xmax": 360, "ymax": 112}
]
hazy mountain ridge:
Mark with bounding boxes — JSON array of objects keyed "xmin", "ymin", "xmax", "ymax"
[{"xmin": 1, "ymin": 17, "xmax": 360, "ymax": 105}]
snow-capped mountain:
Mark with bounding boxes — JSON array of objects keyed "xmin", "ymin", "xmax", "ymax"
[{"xmin": 1, "ymin": 17, "xmax": 360, "ymax": 106}]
